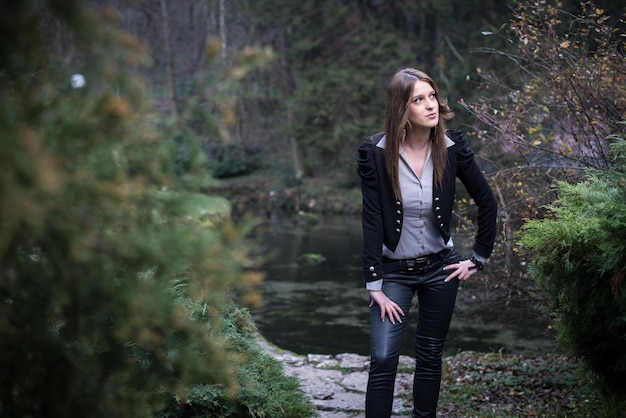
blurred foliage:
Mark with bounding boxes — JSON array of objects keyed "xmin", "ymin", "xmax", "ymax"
[
  {"xmin": 208, "ymin": 142, "xmax": 263, "ymax": 179},
  {"xmin": 102, "ymin": 0, "xmax": 624, "ymax": 199},
  {"xmin": 461, "ymin": 0, "xmax": 626, "ymax": 284},
  {"xmin": 150, "ymin": 42, "xmax": 275, "ymax": 185},
  {"xmin": 160, "ymin": 301, "xmax": 315, "ymax": 418},
  {"xmin": 518, "ymin": 134, "xmax": 626, "ymax": 402},
  {"xmin": 246, "ymin": 0, "xmax": 513, "ymax": 176},
  {"xmin": 0, "ymin": 1, "xmax": 313, "ymax": 417}
]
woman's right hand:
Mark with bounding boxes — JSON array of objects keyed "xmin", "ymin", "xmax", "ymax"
[{"xmin": 369, "ymin": 290, "xmax": 405, "ymax": 324}]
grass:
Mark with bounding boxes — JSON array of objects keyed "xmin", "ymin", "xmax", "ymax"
[{"xmin": 433, "ymin": 351, "xmax": 626, "ymax": 418}]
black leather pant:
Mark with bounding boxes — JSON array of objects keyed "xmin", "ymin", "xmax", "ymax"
[{"xmin": 366, "ymin": 249, "xmax": 459, "ymax": 418}]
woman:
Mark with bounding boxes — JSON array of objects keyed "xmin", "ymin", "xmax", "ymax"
[{"xmin": 356, "ymin": 68, "xmax": 497, "ymax": 417}]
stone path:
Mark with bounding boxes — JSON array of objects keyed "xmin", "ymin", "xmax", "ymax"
[{"xmin": 257, "ymin": 336, "xmax": 414, "ymax": 417}]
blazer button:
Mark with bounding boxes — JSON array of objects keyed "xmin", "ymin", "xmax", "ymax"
[
  {"xmin": 396, "ymin": 228, "xmax": 400, "ymax": 232},
  {"xmin": 369, "ymin": 266, "xmax": 375, "ymax": 272},
  {"xmin": 437, "ymin": 215, "xmax": 442, "ymax": 219},
  {"xmin": 434, "ymin": 197, "xmax": 440, "ymax": 201},
  {"xmin": 435, "ymin": 206, "xmax": 440, "ymax": 211},
  {"xmin": 396, "ymin": 219, "xmax": 401, "ymax": 224},
  {"xmin": 440, "ymin": 223, "xmax": 444, "ymax": 228},
  {"xmin": 396, "ymin": 210, "xmax": 401, "ymax": 215},
  {"xmin": 396, "ymin": 201, "xmax": 401, "ymax": 205},
  {"xmin": 372, "ymin": 273, "xmax": 378, "ymax": 278}
]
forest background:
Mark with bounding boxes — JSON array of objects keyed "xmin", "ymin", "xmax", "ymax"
[
  {"xmin": 1, "ymin": 0, "xmax": 625, "ymax": 417},
  {"xmin": 111, "ymin": 0, "xmax": 625, "ymax": 283}
]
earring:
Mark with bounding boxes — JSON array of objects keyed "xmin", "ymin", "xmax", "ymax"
[{"xmin": 402, "ymin": 128, "xmax": 407, "ymax": 142}]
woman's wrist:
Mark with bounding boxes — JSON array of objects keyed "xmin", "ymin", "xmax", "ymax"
[{"xmin": 468, "ymin": 255, "xmax": 484, "ymax": 271}]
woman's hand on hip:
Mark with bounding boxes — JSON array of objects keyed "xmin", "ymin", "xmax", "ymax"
[
  {"xmin": 443, "ymin": 259, "xmax": 478, "ymax": 282},
  {"xmin": 369, "ymin": 290, "xmax": 404, "ymax": 324}
]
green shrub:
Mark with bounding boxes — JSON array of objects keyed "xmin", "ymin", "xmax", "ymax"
[
  {"xmin": 519, "ymin": 132, "xmax": 626, "ymax": 401},
  {"xmin": 160, "ymin": 301, "xmax": 316, "ymax": 418},
  {"xmin": 0, "ymin": 2, "xmax": 315, "ymax": 417},
  {"xmin": 209, "ymin": 143, "xmax": 262, "ymax": 179}
]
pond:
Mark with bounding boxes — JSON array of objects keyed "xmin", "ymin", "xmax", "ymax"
[{"xmin": 250, "ymin": 214, "xmax": 557, "ymax": 357}]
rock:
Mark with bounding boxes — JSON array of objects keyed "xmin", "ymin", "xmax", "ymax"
[
  {"xmin": 339, "ymin": 371, "xmax": 368, "ymax": 392},
  {"xmin": 256, "ymin": 335, "xmax": 413, "ymax": 417},
  {"xmin": 336, "ymin": 353, "xmax": 370, "ymax": 370}
]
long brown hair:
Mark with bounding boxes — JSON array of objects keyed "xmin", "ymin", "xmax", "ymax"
[{"xmin": 384, "ymin": 68, "xmax": 454, "ymax": 201}]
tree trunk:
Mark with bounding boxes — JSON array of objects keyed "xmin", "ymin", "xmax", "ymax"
[
  {"xmin": 278, "ymin": 27, "xmax": 303, "ymax": 181},
  {"xmin": 493, "ymin": 173, "xmax": 515, "ymax": 280},
  {"xmin": 160, "ymin": 0, "xmax": 179, "ymax": 118},
  {"xmin": 219, "ymin": 0, "xmax": 226, "ymax": 62}
]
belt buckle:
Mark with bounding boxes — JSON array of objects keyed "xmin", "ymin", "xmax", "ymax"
[{"xmin": 405, "ymin": 257, "xmax": 429, "ymax": 272}]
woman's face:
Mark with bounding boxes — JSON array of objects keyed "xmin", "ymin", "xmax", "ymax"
[{"xmin": 407, "ymin": 80, "xmax": 439, "ymax": 130}]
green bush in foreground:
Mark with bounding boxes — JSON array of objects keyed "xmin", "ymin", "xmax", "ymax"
[
  {"xmin": 519, "ymin": 133, "xmax": 626, "ymax": 401},
  {"xmin": 160, "ymin": 300, "xmax": 315, "ymax": 418},
  {"xmin": 0, "ymin": 2, "xmax": 314, "ymax": 417}
]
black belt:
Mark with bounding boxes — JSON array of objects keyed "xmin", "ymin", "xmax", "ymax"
[{"xmin": 381, "ymin": 249, "xmax": 450, "ymax": 274}]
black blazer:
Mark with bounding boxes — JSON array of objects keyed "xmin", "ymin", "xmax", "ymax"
[{"xmin": 356, "ymin": 129, "xmax": 497, "ymax": 283}]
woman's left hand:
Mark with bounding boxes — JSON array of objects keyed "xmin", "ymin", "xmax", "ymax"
[{"xmin": 443, "ymin": 259, "xmax": 478, "ymax": 282}]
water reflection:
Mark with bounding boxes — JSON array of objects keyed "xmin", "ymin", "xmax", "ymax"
[{"xmin": 251, "ymin": 215, "xmax": 557, "ymax": 356}]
